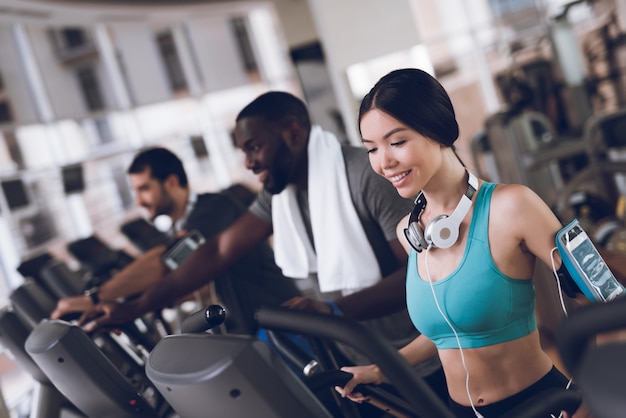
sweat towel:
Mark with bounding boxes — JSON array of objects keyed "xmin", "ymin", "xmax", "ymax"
[{"xmin": 272, "ymin": 125, "xmax": 381, "ymax": 293}]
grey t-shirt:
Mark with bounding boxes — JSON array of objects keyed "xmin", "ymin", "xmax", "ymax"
[
  {"xmin": 250, "ymin": 145, "xmax": 414, "ymax": 282},
  {"xmin": 249, "ymin": 146, "xmax": 421, "ymax": 345}
]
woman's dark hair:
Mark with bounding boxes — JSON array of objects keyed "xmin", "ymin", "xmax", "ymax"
[
  {"xmin": 359, "ymin": 68, "xmax": 459, "ymax": 147},
  {"xmin": 236, "ymin": 91, "xmax": 311, "ymax": 133},
  {"xmin": 127, "ymin": 147, "xmax": 188, "ymax": 187}
]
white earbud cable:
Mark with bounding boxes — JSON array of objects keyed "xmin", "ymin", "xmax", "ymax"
[
  {"xmin": 549, "ymin": 245, "xmax": 574, "ymax": 418},
  {"xmin": 424, "ymin": 246, "xmax": 485, "ymax": 418},
  {"xmin": 550, "ymin": 246, "xmax": 569, "ymax": 318}
]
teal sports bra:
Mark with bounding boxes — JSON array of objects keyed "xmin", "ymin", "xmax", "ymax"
[{"xmin": 406, "ymin": 182, "xmax": 536, "ymax": 349}]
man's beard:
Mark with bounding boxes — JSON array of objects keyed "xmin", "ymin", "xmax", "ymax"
[
  {"xmin": 264, "ymin": 142, "xmax": 294, "ymax": 195},
  {"xmin": 152, "ymin": 188, "xmax": 175, "ymax": 220},
  {"xmin": 264, "ymin": 165, "xmax": 290, "ymax": 194}
]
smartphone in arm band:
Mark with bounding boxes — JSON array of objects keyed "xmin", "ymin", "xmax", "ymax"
[
  {"xmin": 556, "ymin": 219, "xmax": 626, "ymax": 302},
  {"xmin": 161, "ymin": 230, "xmax": 206, "ymax": 270}
]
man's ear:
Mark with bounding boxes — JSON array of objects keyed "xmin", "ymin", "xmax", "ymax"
[
  {"xmin": 164, "ymin": 173, "xmax": 180, "ymax": 189},
  {"xmin": 283, "ymin": 120, "xmax": 307, "ymax": 149}
]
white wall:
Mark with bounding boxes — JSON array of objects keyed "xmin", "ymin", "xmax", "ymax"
[
  {"xmin": 185, "ymin": 17, "xmax": 250, "ymax": 92},
  {"xmin": 305, "ymin": 0, "xmax": 421, "ymax": 143},
  {"xmin": 110, "ymin": 22, "xmax": 171, "ymax": 106},
  {"xmin": 271, "ymin": 0, "xmax": 319, "ymax": 48},
  {"xmin": 27, "ymin": 25, "xmax": 93, "ymax": 119},
  {"xmin": 0, "ymin": 25, "xmax": 41, "ymax": 124}
]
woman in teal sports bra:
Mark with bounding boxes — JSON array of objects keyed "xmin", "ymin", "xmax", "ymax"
[{"xmin": 336, "ymin": 68, "xmax": 591, "ymax": 418}]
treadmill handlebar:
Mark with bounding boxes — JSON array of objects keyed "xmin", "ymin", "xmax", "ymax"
[
  {"xmin": 181, "ymin": 304, "xmax": 226, "ymax": 334},
  {"xmin": 255, "ymin": 306, "xmax": 455, "ymax": 418}
]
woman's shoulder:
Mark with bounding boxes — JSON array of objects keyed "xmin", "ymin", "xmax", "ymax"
[
  {"xmin": 490, "ymin": 184, "xmax": 551, "ymax": 226},
  {"xmin": 488, "ymin": 182, "xmax": 547, "ymax": 220},
  {"xmin": 489, "ymin": 182, "xmax": 538, "ymax": 205}
]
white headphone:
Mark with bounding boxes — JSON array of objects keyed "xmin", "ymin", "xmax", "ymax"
[{"xmin": 404, "ymin": 170, "xmax": 478, "ymax": 252}]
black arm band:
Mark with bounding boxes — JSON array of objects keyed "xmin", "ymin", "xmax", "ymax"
[{"xmin": 557, "ymin": 264, "xmax": 582, "ymax": 298}]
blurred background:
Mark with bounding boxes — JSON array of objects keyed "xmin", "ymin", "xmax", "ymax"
[{"xmin": 0, "ymin": 0, "xmax": 626, "ymax": 414}]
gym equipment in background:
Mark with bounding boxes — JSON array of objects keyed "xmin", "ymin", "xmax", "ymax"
[
  {"xmin": 120, "ymin": 218, "xmax": 171, "ymax": 253},
  {"xmin": 556, "ymin": 296, "xmax": 626, "ymax": 418},
  {"xmin": 25, "ymin": 319, "xmax": 173, "ymax": 418},
  {"xmin": 146, "ymin": 305, "xmax": 581, "ymax": 418},
  {"xmin": 0, "ymin": 307, "xmax": 85, "ymax": 418}
]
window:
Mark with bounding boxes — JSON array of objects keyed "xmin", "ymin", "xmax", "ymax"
[
  {"xmin": 488, "ymin": 0, "xmax": 535, "ymax": 15},
  {"xmin": 190, "ymin": 135, "xmax": 209, "ymax": 158},
  {"xmin": 76, "ymin": 66, "xmax": 105, "ymax": 111},
  {"xmin": 94, "ymin": 117, "xmax": 114, "ymax": 144},
  {"xmin": 0, "ymin": 102, "xmax": 12, "ymax": 124},
  {"xmin": 0, "ymin": 71, "xmax": 11, "ymax": 124},
  {"xmin": 230, "ymin": 17, "xmax": 258, "ymax": 73},
  {"xmin": 487, "ymin": 0, "xmax": 542, "ymax": 31},
  {"xmin": 1, "ymin": 178, "xmax": 30, "ymax": 211},
  {"xmin": 156, "ymin": 30, "xmax": 188, "ymax": 92},
  {"xmin": 61, "ymin": 163, "xmax": 85, "ymax": 195},
  {"xmin": 61, "ymin": 28, "xmax": 87, "ymax": 49}
]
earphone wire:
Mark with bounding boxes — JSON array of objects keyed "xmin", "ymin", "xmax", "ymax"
[
  {"xmin": 424, "ymin": 246, "xmax": 485, "ymax": 418},
  {"xmin": 550, "ymin": 246, "xmax": 569, "ymax": 318},
  {"xmin": 549, "ymin": 244, "xmax": 574, "ymax": 418}
]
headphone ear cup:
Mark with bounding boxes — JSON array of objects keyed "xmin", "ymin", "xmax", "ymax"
[
  {"xmin": 425, "ymin": 214, "xmax": 460, "ymax": 249},
  {"xmin": 405, "ymin": 221, "xmax": 429, "ymax": 252}
]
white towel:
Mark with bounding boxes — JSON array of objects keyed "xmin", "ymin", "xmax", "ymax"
[{"xmin": 272, "ymin": 125, "xmax": 381, "ymax": 293}]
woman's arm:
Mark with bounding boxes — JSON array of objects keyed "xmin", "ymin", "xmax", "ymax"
[
  {"xmin": 337, "ymin": 335, "xmax": 437, "ymax": 399},
  {"xmin": 488, "ymin": 184, "xmax": 563, "ymax": 277}
]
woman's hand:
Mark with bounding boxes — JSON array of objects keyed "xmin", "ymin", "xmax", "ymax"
[
  {"xmin": 282, "ymin": 296, "xmax": 332, "ymax": 314},
  {"xmin": 50, "ymin": 295, "xmax": 93, "ymax": 320},
  {"xmin": 334, "ymin": 364, "xmax": 384, "ymax": 402}
]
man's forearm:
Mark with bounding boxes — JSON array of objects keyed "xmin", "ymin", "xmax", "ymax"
[
  {"xmin": 98, "ymin": 245, "xmax": 168, "ymax": 301},
  {"xmin": 132, "ymin": 238, "xmax": 231, "ymax": 315},
  {"xmin": 335, "ymin": 267, "xmax": 407, "ymax": 321}
]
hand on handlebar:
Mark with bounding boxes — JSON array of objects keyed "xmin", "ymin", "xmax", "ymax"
[
  {"xmin": 51, "ymin": 295, "xmax": 93, "ymax": 320},
  {"xmin": 282, "ymin": 296, "xmax": 332, "ymax": 314},
  {"xmin": 334, "ymin": 364, "xmax": 384, "ymax": 403},
  {"xmin": 77, "ymin": 300, "xmax": 140, "ymax": 333}
]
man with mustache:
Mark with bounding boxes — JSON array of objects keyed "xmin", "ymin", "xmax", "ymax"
[{"xmin": 52, "ymin": 146, "xmax": 300, "ymax": 335}]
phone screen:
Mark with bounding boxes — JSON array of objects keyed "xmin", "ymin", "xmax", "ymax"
[
  {"xmin": 563, "ymin": 226, "xmax": 623, "ymax": 302},
  {"xmin": 163, "ymin": 230, "xmax": 205, "ymax": 270},
  {"xmin": 168, "ymin": 242, "xmax": 195, "ymax": 266}
]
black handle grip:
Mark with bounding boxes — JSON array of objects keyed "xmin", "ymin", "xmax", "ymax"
[
  {"xmin": 181, "ymin": 305, "xmax": 226, "ymax": 334},
  {"xmin": 305, "ymin": 369, "xmax": 352, "ymax": 393},
  {"xmin": 255, "ymin": 306, "xmax": 455, "ymax": 418},
  {"xmin": 306, "ymin": 370, "xmax": 418, "ymax": 417}
]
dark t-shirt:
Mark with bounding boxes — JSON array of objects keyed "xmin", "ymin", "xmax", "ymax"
[{"xmin": 185, "ymin": 193, "xmax": 300, "ymax": 334}]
